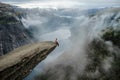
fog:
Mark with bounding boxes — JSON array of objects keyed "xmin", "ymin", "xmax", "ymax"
[{"xmin": 21, "ymin": 7, "xmax": 120, "ymax": 80}]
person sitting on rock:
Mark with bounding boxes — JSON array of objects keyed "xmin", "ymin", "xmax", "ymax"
[{"xmin": 55, "ymin": 38, "xmax": 59, "ymax": 46}]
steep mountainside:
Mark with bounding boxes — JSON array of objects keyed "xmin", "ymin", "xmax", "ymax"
[{"xmin": 0, "ymin": 2, "xmax": 33, "ymax": 55}]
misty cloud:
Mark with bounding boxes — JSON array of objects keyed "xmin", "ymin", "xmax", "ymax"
[{"xmin": 22, "ymin": 7, "xmax": 120, "ymax": 80}]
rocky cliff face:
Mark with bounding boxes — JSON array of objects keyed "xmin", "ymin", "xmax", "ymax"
[
  {"xmin": 0, "ymin": 41, "xmax": 57, "ymax": 80},
  {"xmin": 0, "ymin": 2, "xmax": 33, "ymax": 55}
]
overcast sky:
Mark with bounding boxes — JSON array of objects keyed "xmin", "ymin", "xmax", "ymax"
[{"xmin": 0, "ymin": 0, "xmax": 120, "ymax": 8}]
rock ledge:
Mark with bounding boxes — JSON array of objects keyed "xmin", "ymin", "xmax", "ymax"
[{"xmin": 0, "ymin": 41, "xmax": 57, "ymax": 80}]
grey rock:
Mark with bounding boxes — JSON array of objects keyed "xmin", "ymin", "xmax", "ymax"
[
  {"xmin": 0, "ymin": 41, "xmax": 57, "ymax": 80},
  {"xmin": 0, "ymin": 2, "xmax": 33, "ymax": 55}
]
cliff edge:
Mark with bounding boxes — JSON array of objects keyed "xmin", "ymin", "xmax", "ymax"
[{"xmin": 0, "ymin": 41, "xmax": 57, "ymax": 80}]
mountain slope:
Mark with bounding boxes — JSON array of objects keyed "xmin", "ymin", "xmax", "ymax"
[{"xmin": 0, "ymin": 2, "xmax": 33, "ymax": 55}]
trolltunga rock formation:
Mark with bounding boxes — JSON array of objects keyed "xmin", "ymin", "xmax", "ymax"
[{"xmin": 0, "ymin": 41, "xmax": 57, "ymax": 80}]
